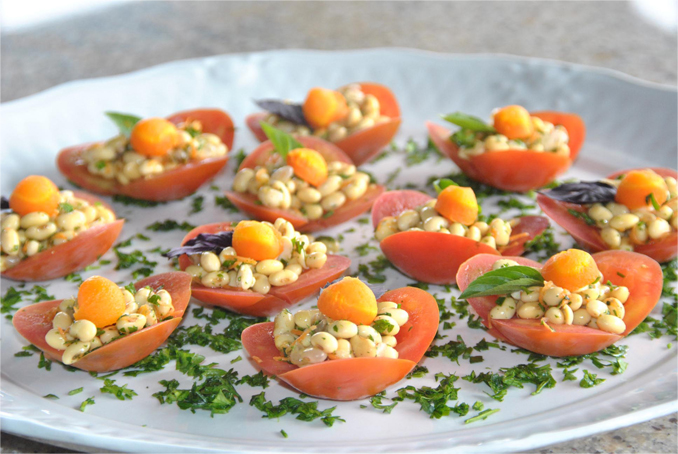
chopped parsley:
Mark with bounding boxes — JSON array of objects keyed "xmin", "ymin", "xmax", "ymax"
[
  {"xmin": 112, "ymin": 195, "xmax": 162, "ymax": 207},
  {"xmin": 79, "ymin": 397, "xmax": 95, "ymax": 412},
  {"xmin": 215, "ymin": 195, "xmax": 239, "ymax": 213},
  {"xmin": 146, "ymin": 220, "xmax": 196, "ymax": 232},
  {"xmin": 153, "ymin": 370, "xmax": 242, "ymax": 417},
  {"xmin": 579, "ymin": 370, "xmax": 605, "ymax": 388},
  {"xmin": 567, "ymin": 208, "xmax": 596, "ymax": 226},
  {"xmin": 524, "ymin": 227, "xmax": 561, "ymax": 261},
  {"xmin": 68, "ymin": 387, "xmax": 84, "ymax": 396},
  {"xmin": 190, "ymin": 195, "xmax": 204, "ymax": 214},
  {"xmin": 250, "ymin": 392, "xmax": 345, "ymax": 427},
  {"xmin": 100, "ymin": 378, "xmax": 137, "ymax": 400}
]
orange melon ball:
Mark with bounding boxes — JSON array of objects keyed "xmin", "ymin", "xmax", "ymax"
[
  {"xmin": 74, "ymin": 276, "xmax": 126, "ymax": 329},
  {"xmin": 541, "ymin": 249, "xmax": 601, "ymax": 292},
  {"xmin": 9, "ymin": 175, "xmax": 60, "ymax": 217},
  {"xmin": 615, "ymin": 169, "xmax": 668, "ymax": 210},
  {"xmin": 232, "ymin": 220, "xmax": 283, "ymax": 261},
  {"xmin": 302, "ymin": 87, "xmax": 349, "ymax": 129},
  {"xmin": 286, "ymin": 147, "xmax": 328, "ymax": 187},
  {"xmin": 492, "ymin": 105, "xmax": 535, "ymax": 140},
  {"xmin": 129, "ymin": 117, "xmax": 179, "ymax": 157},
  {"xmin": 435, "ymin": 185, "xmax": 478, "ymax": 226},
  {"xmin": 317, "ymin": 277, "xmax": 378, "ymax": 326}
]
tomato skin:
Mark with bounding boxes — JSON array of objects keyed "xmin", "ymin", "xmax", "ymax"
[
  {"xmin": 456, "ymin": 251, "xmax": 663, "ymax": 356},
  {"xmin": 2, "ymin": 191, "xmax": 123, "ymax": 282},
  {"xmin": 427, "ymin": 111, "xmax": 585, "ymax": 192},
  {"xmin": 230, "ymin": 136, "xmax": 384, "ymax": 232},
  {"xmin": 241, "ymin": 286, "xmax": 439, "ymax": 400},
  {"xmin": 246, "ymin": 82, "xmax": 401, "ymax": 166},
  {"xmin": 56, "ymin": 109, "xmax": 234, "ymax": 201},
  {"xmin": 373, "ymin": 190, "xmax": 548, "ymax": 284},
  {"xmin": 177, "ymin": 223, "xmax": 350, "ymax": 316},
  {"xmin": 12, "ymin": 272, "xmax": 192, "ymax": 372},
  {"xmin": 537, "ymin": 167, "xmax": 678, "ymax": 262}
]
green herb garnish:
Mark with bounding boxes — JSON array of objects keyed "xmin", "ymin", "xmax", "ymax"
[
  {"xmin": 260, "ymin": 122, "xmax": 303, "ymax": 159},
  {"xmin": 105, "ymin": 112, "xmax": 141, "ymax": 137},
  {"xmin": 442, "ymin": 112, "xmax": 496, "ymax": 132},
  {"xmin": 459, "ymin": 266, "xmax": 544, "ymax": 299}
]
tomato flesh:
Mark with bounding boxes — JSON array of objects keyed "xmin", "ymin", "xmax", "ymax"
[
  {"xmin": 241, "ymin": 286, "xmax": 439, "ymax": 400},
  {"xmin": 246, "ymin": 82, "xmax": 400, "ymax": 166},
  {"xmin": 427, "ymin": 111, "xmax": 585, "ymax": 192},
  {"xmin": 537, "ymin": 167, "xmax": 678, "ymax": 262},
  {"xmin": 2, "ymin": 191, "xmax": 123, "ymax": 282},
  {"xmin": 178, "ymin": 223, "xmax": 351, "ymax": 316},
  {"xmin": 56, "ymin": 109, "xmax": 234, "ymax": 201},
  {"xmin": 456, "ymin": 251, "xmax": 663, "ymax": 356},
  {"xmin": 12, "ymin": 272, "xmax": 192, "ymax": 372}
]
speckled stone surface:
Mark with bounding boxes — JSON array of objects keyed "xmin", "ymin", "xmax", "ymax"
[{"xmin": 1, "ymin": 1, "xmax": 676, "ymax": 453}]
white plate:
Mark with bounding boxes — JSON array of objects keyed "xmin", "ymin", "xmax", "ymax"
[{"xmin": 1, "ymin": 49, "xmax": 677, "ymax": 454}]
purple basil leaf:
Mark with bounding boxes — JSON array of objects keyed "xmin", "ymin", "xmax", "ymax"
[
  {"xmin": 539, "ymin": 181, "xmax": 616, "ymax": 205},
  {"xmin": 164, "ymin": 231, "xmax": 233, "ymax": 259},
  {"xmin": 255, "ymin": 99, "xmax": 309, "ymax": 126},
  {"xmin": 1, "ymin": 196, "xmax": 9, "ymax": 210}
]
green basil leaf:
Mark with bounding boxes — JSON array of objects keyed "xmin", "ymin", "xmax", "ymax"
[
  {"xmin": 260, "ymin": 122, "xmax": 303, "ymax": 160},
  {"xmin": 432, "ymin": 178, "xmax": 459, "ymax": 194},
  {"xmin": 459, "ymin": 266, "xmax": 544, "ymax": 299},
  {"xmin": 441, "ymin": 112, "xmax": 496, "ymax": 133},
  {"xmin": 105, "ymin": 112, "xmax": 142, "ymax": 137}
]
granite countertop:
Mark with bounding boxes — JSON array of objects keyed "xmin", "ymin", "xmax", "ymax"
[{"xmin": 1, "ymin": 1, "xmax": 676, "ymax": 453}]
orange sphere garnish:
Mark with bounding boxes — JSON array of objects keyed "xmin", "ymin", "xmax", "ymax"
[
  {"xmin": 492, "ymin": 105, "xmax": 535, "ymax": 140},
  {"xmin": 317, "ymin": 277, "xmax": 377, "ymax": 326},
  {"xmin": 73, "ymin": 276, "xmax": 126, "ymax": 329},
  {"xmin": 232, "ymin": 220, "xmax": 283, "ymax": 261},
  {"xmin": 129, "ymin": 117, "xmax": 179, "ymax": 157},
  {"xmin": 286, "ymin": 147, "xmax": 328, "ymax": 187},
  {"xmin": 541, "ymin": 249, "xmax": 601, "ymax": 292},
  {"xmin": 615, "ymin": 169, "xmax": 668, "ymax": 210},
  {"xmin": 9, "ymin": 175, "xmax": 60, "ymax": 217},
  {"xmin": 435, "ymin": 185, "xmax": 478, "ymax": 226},
  {"xmin": 302, "ymin": 87, "xmax": 349, "ymax": 129}
]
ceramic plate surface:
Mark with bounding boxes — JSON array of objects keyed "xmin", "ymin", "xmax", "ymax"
[{"xmin": 1, "ymin": 49, "xmax": 677, "ymax": 453}]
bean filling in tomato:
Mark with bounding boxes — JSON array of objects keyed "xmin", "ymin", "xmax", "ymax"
[
  {"xmin": 233, "ymin": 148, "xmax": 375, "ymax": 221},
  {"xmin": 263, "ymin": 84, "xmax": 390, "ymax": 143},
  {"xmin": 82, "ymin": 117, "xmax": 229, "ymax": 184},
  {"xmin": 272, "ymin": 277, "xmax": 410, "ymax": 366},
  {"xmin": 452, "ymin": 105, "xmax": 571, "ymax": 160},
  {"xmin": 585, "ymin": 170, "xmax": 677, "ymax": 249},
  {"xmin": 44, "ymin": 275, "xmax": 175, "ymax": 365},
  {"xmin": 487, "ymin": 250, "xmax": 629, "ymax": 335},
  {"xmin": 1, "ymin": 176, "xmax": 116, "ymax": 272},
  {"xmin": 184, "ymin": 218, "xmax": 330, "ymax": 294},
  {"xmin": 375, "ymin": 184, "xmax": 514, "ymax": 250}
]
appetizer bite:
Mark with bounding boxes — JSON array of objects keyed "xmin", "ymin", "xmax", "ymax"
[
  {"xmin": 428, "ymin": 106, "xmax": 585, "ymax": 192},
  {"xmin": 169, "ymin": 218, "xmax": 350, "ymax": 316},
  {"xmin": 538, "ymin": 168, "xmax": 678, "ymax": 262},
  {"xmin": 1, "ymin": 175, "xmax": 123, "ymax": 281},
  {"xmin": 457, "ymin": 249, "xmax": 662, "ymax": 356},
  {"xmin": 246, "ymin": 83, "xmax": 401, "ymax": 165},
  {"xmin": 241, "ymin": 277, "xmax": 439, "ymax": 400},
  {"xmin": 12, "ymin": 272, "xmax": 192, "ymax": 372},
  {"xmin": 225, "ymin": 125, "xmax": 384, "ymax": 232},
  {"xmin": 371, "ymin": 181, "xmax": 549, "ymax": 284},
  {"xmin": 57, "ymin": 109, "xmax": 234, "ymax": 201}
]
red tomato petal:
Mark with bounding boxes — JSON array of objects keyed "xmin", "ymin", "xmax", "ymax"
[
  {"xmin": 12, "ymin": 271, "xmax": 192, "ymax": 372},
  {"xmin": 239, "ymin": 136, "xmax": 352, "ymax": 170},
  {"xmin": 380, "ymin": 231, "xmax": 500, "ymax": 285},
  {"xmin": 498, "ymin": 215, "xmax": 551, "ymax": 256},
  {"xmin": 56, "ymin": 109, "xmax": 233, "ymax": 201},
  {"xmin": 240, "ymin": 285, "xmax": 437, "ymax": 400},
  {"xmin": 177, "ymin": 223, "xmax": 350, "ymax": 316},
  {"xmin": 380, "ymin": 287, "xmax": 440, "ymax": 363},
  {"xmin": 530, "ymin": 111, "xmax": 586, "ymax": 161},
  {"xmin": 166, "ymin": 108, "xmax": 235, "ymax": 150},
  {"xmin": 2, "ymin": 190, "xmax": 124, "ymax": 281},
  {"xmin": 456, "ymin": 251, "xmax": 662, "ymax": 356},
  {"xmin": 428, "ymin": 114, "xmax": 583, "ymax": 192},
  {"xmin": 245, "ymin": 112, "xmax": 270, "ymax": 142},
  {"xmin": 371, "ymin": 190, "xmax": 433, "ymax": 228}
]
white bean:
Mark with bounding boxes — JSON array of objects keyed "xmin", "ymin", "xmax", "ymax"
[
  {"xmin": 137, "ymin": 304, "xmax": 158, "ymax": 327},
  {"xmin": 318, "ymin": 175, "xmax": 343, "ymax": 196},
  {"xmin": 543, "ymin": 286, "xmax": 567, "ymax": 307},
  {"xmin": 200, "ymin": 252, "xmax": 221, "ymax": 272},
  {"xmin": 350, "ymin": 335, "xmax": 377, "ymax": 358},
  {"xmin": 233, "ymin": 168, "xmax": 255, "ymax": 192},
  {"xmin": 1, "ymin": 213, "xmax": 20, "ymax": 230},
  {"xmin": 62, "ymin": 341, "xmax": 91, "ymax": 365},
  {"xmin": 605, "ymin": 297, "xmax": 626, "ymax": 319},
  {"xmin": 375, "ymin": 217, "xmax": 398, "ymax": 241},
  {"xmin": 609, "ymin": 214, "xmax": 640, "ymax": 232},
  {"xmin": 69, "ymin": 319, "xmax": 97, "ymax": 342},
  {"xmin": 237, "ymin": 264, "xmax": 256, "ymax": 290},
  {"xmin": 56, "ymin": 211, "xmax": 86, "ymax": 231},
  {"xmin": 269, "ymin": 270, "xmax": 298, "ymax": 286},
  {"xmin": 303, "ymin": 203, "xmax": 324, "ymax": 220},
  {"xmin": 373, "ymin": 315, "xmax": 400, "ymax": 335},
  {"xmin": 52, "ymin": 311, "xmax": 73, "ymax": 330},
  {"xmin": 572, "ymin": 308, "xmax": 592, "ymax": 325},
  {"xmin": 397, "ymin": 210, "xmax": 420, "ymax": 231},
  {"xmin": 601, "ymin": 227, "xmax": 621, "ymax": 248},
  {"xmin": 45, "ymin": 328, "xmax": 68, "ymax": 350},
  {"xmin": 311, "ymin": 332, "xmax": 339, "ymax": 354},
  {"xmin": 376, "ymin": 343, "xmax": 399, "ymax": 359},
  {"xmin": 321, "ymin": 192, "xmax": 347, "ymax": 211},
  {"xmin": 20, "ymin": 212, "xmax": 49, "ymax": 229},
  {"xmin": 358, "ymin": 325, "xmax": 382, "ymax": 343},
  {"xmin": 544, "ymin": 307, "xmax": 565, "ymax": 325},
  {"xmin": 381, "ymin": 335, "xmax": 397, "ymax": 348},
  {"xmin": 329, "ymin": 320, "xmax": 358, "ymax": 338},
  {"xmin": 648, "ymin": 218, "xmax": 671, "ymax": 239},
  {"xmin": 586, "ymin": 300, "xmax": 608, "ymax": 318},
  {"xmin": 489, "ymin": 297, "xmax": 517, "ymax": 320},
  {"xmin": 492, "ymin": 259, "xmax": 519, "ymax": 271},
  {"xmin": 597, "ymin": 314, "xmax": 626, "ymax": 334},
  {"xmin": 25, "ymin": 222, "xmax": 57, "ymax": 241},
  {"xmin": 588, "ymin": 204, "xmax": 613, "ymax": 222},
  {"xmin": 1, "ymin": 228, "xmax": 20, "ymax": 255},
  {"xmin": 116, "ymin": 314, "xmax": 146, "ymax": 334},
  {"xmin": 517, "ymin": 302, "xmax": 544, "ymax": 319}
]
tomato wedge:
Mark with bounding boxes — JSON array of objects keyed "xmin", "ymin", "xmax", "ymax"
[
  {"xmin": 177, "ymin": 223, "xmax": 351, "ymax": 316},
  {"xmin": 537, "ymin": 167, "xmax": 678, "ymax": 263},
  {"xmin": 427, "ymin": 111, "xmax": 585, "ymax": 192},
  {"xmin": 241, "ymin": 286, "xmax": 439, "ymax": 400},
  {"xmin": 245, "ymin": 82, "xmax": 401, "ymax": 166},
  {"xmin": 372, "ymin": 190, "xmax": 549, "ymax": 284},
  {"xmin": 226, "ymin": 136, "xmax": 384, "ymax": 232},
  {"xmin": 2, "ymin": 191, "xmax": 123, "ymax": 282},
  {"xmin": 56, "ymin": 109, "xmax": 235, "ymax": 201},
  {"xmin": 12, "ymin": 272, "xmax": 192, "ymax": 372},
  {"xmin": 456, "ymin": 251, "xmax": 662, "ymax": 356}
]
